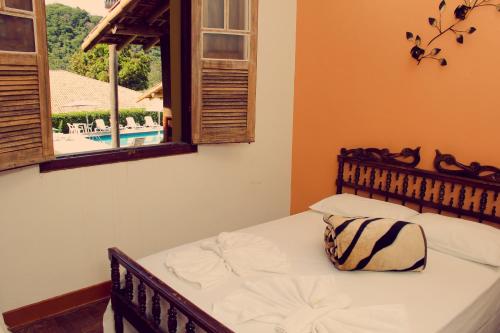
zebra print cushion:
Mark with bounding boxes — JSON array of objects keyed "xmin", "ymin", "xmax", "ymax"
[{"xmin": 324, "ymin": 215, "xmax": 427, "ymax": 272}]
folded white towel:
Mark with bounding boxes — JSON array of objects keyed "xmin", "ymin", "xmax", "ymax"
[
  {"xmin": 165, "ymin": 232, "xmax": 289, "ymax": 289},
  {"xmin": 213, "ymin": 276, "xmax": 410, "ymax": 333}
]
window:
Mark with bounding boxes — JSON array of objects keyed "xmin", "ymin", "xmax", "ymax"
[
  {"xmin": 192, "ymin": 0, "xmax": 258, "ymax": 144},
  {"xmin": 5, "ymin": 0, "xmax": 33, "ymax": 12},
  {"xmin": 0, "ymin": 0, "xmax": 53, "ymax": 172},
  {"xmin": 0, "ymin": 0, "xmax": 258, "ymax": 173},
  {"xmin": 201, "ymin": 0, "xmax": 250, "ymax": 60},
  {"xmin": 40, "ymin": 0, "xmax": 197, "ymax": 172},
  {"xmin": 0, "ymin": 14, "xmax": 36, "ymax": 52}
]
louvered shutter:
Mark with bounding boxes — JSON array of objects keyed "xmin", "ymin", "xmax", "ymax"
[
  {"xmin": 0, "ymin": 0, "xmax": 53, "ymax": 171},
  {"xmin": 192, "ymin": 0, "xmax": 258, "ymax": 144}
]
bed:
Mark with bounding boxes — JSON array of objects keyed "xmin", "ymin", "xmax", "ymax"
[{"xmin": 103, "ymin": 147, "xmax": 500, "ymax": 333}]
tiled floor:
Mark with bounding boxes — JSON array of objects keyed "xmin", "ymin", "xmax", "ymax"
[{"xmin": 10, "ymin": 299, "xmax": 109, "ymax": 333}]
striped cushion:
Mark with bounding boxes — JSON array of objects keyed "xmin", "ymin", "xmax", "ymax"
[{"xmin": 324, "ymin": 215, "xmax": 427, "ymax": 272}]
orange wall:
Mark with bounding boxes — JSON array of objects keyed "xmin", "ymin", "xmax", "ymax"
[{"xmin": 291, "ymin": 0, "xmax": 500, "ymax": 213}]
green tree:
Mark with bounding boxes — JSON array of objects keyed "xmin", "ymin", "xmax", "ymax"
[
  {"xmin": 69, "ymin": 45, "xmax": 153, "ymax": 91},
  {"xmin": 118, "ymin": 47, "xmax": 153, "ymax": 91},
  {"xmin": 147, "ymin": 47, "xmax": 163, "ymax": 88},
  {"xmin": 46, "ymin": 3, "xmax": 161, "ymax": 89},
  {"xmin": 46, "ymin": 4, "xmax": 100, "ymax": 70}
]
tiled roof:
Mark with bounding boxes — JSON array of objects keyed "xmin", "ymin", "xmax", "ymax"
[{"xmin": 49, "ymin": 70, "xmax": 162, "ymax": 113}]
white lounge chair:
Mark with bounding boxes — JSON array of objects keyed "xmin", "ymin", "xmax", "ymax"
[
  {"xmin": 95, "ymin": 119, "xmax": 111, "ymax": 132},
  {"xmin": 125, "ymin": 117, "xmax": 144, "ymax": 129},
  {"xmin": 95, "ymin": 119, "xmax": 124, "ymax": 132},
  {"xmin": 144, "ymin": 116, "xmax": 160, "ymax": 128}
]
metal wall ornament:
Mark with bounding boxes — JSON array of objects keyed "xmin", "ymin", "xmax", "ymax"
[{"xmin": 406, "ymin": 0, "xmax": 500, "ymax": 66}]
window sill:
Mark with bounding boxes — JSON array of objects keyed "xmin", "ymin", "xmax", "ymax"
[{"xmin": 39, "ymin": 142, "xmax": 198, "ymax": 173}]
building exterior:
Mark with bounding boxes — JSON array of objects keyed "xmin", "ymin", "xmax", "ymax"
[{"xmin": 49, "ymin": 70, "xmax": 161, "ymax": 113}]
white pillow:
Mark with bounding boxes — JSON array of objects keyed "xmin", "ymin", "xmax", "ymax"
[
  {"xmin": 408, "ymin": 213, "xmax": 500, "ymax": 267},
  {"xmin": 309, "ymin": 193, "xmax": 419, "ymax": 220}
]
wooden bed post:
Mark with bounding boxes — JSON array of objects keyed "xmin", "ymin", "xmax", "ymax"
[
  {"xmin": 336, "ymin": 153, "xmax": 345, "ymax": 194},
  {"xmin": 111, "ymin": 256, "xmax": 124, "ymax": 333}
]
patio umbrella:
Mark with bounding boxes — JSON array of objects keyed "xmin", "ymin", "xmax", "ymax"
[{"xmin": 61, "ymin": 100, "xmax": 100, "ymax": 128}]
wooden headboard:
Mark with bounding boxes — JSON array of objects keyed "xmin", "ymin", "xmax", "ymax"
[{"xmin": 336, "ymin": 147, "xmax": 500, "ymax": 226}]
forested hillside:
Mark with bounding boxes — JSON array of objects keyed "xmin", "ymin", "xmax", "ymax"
[
  {"xmin": 46, "ymin": 4, "xmax": 101, "ymax": 70},
  {"xmin": 46, "ymin": 4, "xmax": 161, "ymax": 90}
]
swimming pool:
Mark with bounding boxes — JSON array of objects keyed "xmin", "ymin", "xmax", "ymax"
[{"xmin": 89, "ymin": 130, "xmax": 164, "ymax": 147}]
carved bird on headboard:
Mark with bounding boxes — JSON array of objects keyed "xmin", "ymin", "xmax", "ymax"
[
  {"xmin": 434, "ymin": 150, "xmax": 500, "ymax": 183},
  {"xmin": 340, "ymin": 147, "xmax": 421, "ymax": 168}
]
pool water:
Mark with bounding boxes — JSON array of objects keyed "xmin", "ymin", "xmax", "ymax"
[{"xmin": 89, "ymin": 131, "xmax": 164, "ymax": 147}]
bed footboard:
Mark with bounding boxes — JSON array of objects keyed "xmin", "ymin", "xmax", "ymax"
[{"xmin": 108, "ymin": 248, "xmax": 233, "ymax": 333}]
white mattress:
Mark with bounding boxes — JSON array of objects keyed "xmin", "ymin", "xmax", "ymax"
[
  {"xmin": 104, "ymin": 211, "xmax": 500, "ymax": 333},
  {"xmin": 0, "ymin": 316, "xmax": 7, "ymax": 333}
]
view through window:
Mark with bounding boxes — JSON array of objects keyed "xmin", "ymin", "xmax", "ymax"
[{"xmin": 46, "ymin": 0, "xmax": 169, "ymax": 156}]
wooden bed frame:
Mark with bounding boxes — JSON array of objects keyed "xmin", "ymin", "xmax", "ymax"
[{"xmin": 108, "ymin": 147, "xmax": 500, "ymax": 333}]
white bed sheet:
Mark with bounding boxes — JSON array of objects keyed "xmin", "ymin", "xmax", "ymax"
[
  {"xmin": 0, "ymin": 316, "xmax": 7, "ymax": 333},
  {"xmin": 103, "ymin": 211, "xmax": 500, "ymax": 333}
]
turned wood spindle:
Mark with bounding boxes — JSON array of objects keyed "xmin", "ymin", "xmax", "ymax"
[
  {"xmin": 419, "ymin": 178, "xmax": 427, "ymax": 200},
  {"xmin": 347, "ymin": 163, "xmax": 353, "ymax": 183},
  {"xmin": 402, "ymin": 174, "xmax": 409, "ymax": 205},
  {"xmin": 369, "ymin": 168, "xmax": 376, "ymax": 198},
  {"xmin": 437, "ymin": 182, "xmax": 446, "ymax": 213},
  {"xmin": 337, "ymin": 159, "xmax": 345, "ymax": 194},
  {"xmin": 138, "ymin": 280, "xmax": 146, "ymax": 317},
  {"xmin": 419, "ymin": 178, "xmax": 427, "ymax": 212},
  {"xmin": 362, "ymin": 166, "xmax": 368, "ymax": 188},
  {"xmin": 152, "ymin": 291, "xmax": 161, "ymax": 328},
  {"xmin": 354, "ymin": 164, "xmax": 361, "ymax": 194},
  {"xmin": 493, "ymin": 193, "xmax": 499, "ymax": 218},
  {"xmin": 168, "ymin": 305, "xmax": 178, "ymax": 333},
  {"xmin": 458, "ymin": 186, "xmax": 466, "ymax": 216},
  {"xmin": 125, "ymin": 271, "xmax": 133, "ymax": 302},
  {"xmin": 186, "ymin": 320, "xmax": 196, "ymax": 333},
  {"xmin": 111, "ymin": 257, "xmax": 120, "ymax": 292},
  {"xmin": 479, "ymin": 190, "xmax": 489, "ymax": 222},
  {"xmin": 114, "ymin": 312, "xmax": 124, "ymax": 333}
]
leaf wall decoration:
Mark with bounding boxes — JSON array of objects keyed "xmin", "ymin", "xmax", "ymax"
[{"xmin": 406, "ymin": 0, "xmax": 500, "ymax": 66}]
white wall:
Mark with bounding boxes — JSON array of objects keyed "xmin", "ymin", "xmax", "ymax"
[{"xmin": 0, "ymin": 0, "xmax": 297, "ymax": 312}]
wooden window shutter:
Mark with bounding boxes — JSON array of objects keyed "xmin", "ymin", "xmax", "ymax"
[
  {"xmin": 0, "ymin": 0, "xmax": 53, "ymax": 171},
  {"xmin": 191, "ymin": 0, "xmax": 258, "ymax": 144}
]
